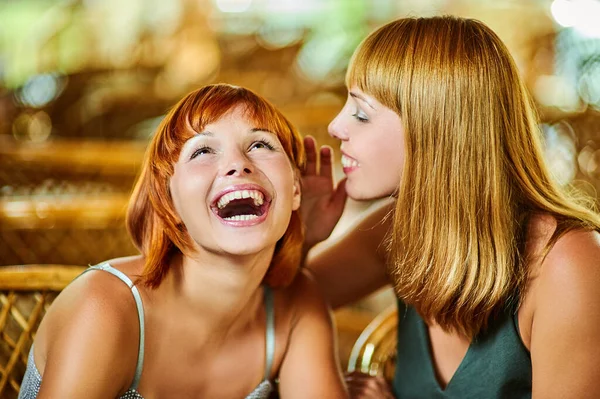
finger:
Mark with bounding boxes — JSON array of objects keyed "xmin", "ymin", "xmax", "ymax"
[
  {"xmin": 345, "ymin": 371, "xmax": 371, "ymax": 379},
  {"xmin": 303, "ymin": 136, "xmax": 317, "ymax": 176},
  {"xmin": 347, "ymin": 385, "xmax": 378, "ymax": 399},
  {"xmin": 319, "ymin": 145, "xmax": 334, "ymax": 179},
  {"xmin": 331, "ymin": 178, "xmax": 347, "ymax": 208},
  {"xmin": 348, "ymin": 388, "xmax": 368, "ymax": 399},
  {"xmin": 345, "ymin": 372, "xmax": 377, "ymax": 383},
  {"xmin": 344, "ymin": 372, "xmax": 389, "ymax": 397}
]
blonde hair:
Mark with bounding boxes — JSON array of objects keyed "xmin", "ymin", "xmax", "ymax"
[{"xmin": 347, "ymin": 16, "xmax": 600, "ymax": 338}]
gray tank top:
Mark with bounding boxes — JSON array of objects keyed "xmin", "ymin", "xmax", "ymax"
[{"xmin": 18, "ymin": 263, "xmax": 276, "ymax": 399}]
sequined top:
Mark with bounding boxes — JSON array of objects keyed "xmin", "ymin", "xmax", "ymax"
[{"xmin": 19, "ymin": 263, "xmax": 276, "ymax": 399}]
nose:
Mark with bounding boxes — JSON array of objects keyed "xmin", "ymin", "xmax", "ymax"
[
  {"xmin": 328, "ymin": 113, "xmax": 348, "ymax": 141},
  {"xmin": 222, "ymin": 150, "xmax": 254, "ymax": 177}
]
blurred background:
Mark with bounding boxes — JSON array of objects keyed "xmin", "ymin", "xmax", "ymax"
[{"xmin": 1, "ymin": 0, "xmax": 600, "ymax": 368}]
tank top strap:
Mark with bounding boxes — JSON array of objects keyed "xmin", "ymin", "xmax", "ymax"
[
  {"xmin": 263, "ymin": 286, "xmax": 275, "ymax": 381},
  {"xmin": 81, "ymin": 263, "xmax": 145, "ymax": 390}
]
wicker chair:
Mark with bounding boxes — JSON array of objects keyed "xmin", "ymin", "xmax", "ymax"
[
  {"xmin": 0, "ymin": 193, "xmax": 137, "ymax": 267},
  {"xmin": 0, "ymin": 265, "xmax": 86, "ymax": 398},
  {"xmin": 347, "ymin": 305, "xmax": 398, "ymax": 382}
]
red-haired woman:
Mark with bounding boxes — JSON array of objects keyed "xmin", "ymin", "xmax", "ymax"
[{"xmin": 20, "ymin": 84, "xmax": 348, "ymax": 399}]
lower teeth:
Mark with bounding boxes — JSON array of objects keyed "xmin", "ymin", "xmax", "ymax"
[{"xmin": 224, "ymin": 214, "xmax": 259, "ymax": 221}]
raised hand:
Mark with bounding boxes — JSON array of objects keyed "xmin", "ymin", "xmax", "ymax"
[
  {"xmin": 346, "ymin": 372, "xmax": 396, "ymax": 399},
  {"xmin": 301, "ymin": 136, "xmax": 347, "ymax": 250}
]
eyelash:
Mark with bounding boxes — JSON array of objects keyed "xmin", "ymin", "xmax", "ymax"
[
  {"xmin": 249, "ymin": 139, "xmax": 276, "ymax": 151},
  {"xmin": 352, "ymin": 113, "xmax": 369, "ymax": 123},
  {"xmin": 190, "ymin": 145, "xmax": 214, "ymax": 159},
  {"xmin": 189, "ymin": 139, "xmax": 276, "ymax": 160}
]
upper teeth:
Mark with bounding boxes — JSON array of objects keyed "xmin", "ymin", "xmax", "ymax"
[
  {"xmin": 217, "ymin": 190, "xmax": 265, "ymax": 209},
  {"xmin": 341, "ymin": 155, "xmax": 359, "ymax": 168}
]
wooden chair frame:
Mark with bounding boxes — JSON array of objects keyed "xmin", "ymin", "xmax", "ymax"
[{"xmin": 347, "ymin": 304, "xmax": 398, "ymax": 381}]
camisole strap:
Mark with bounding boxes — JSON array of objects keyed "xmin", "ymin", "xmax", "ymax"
[
  {"xmin": 263, "ymin": 286, "xmax": 275, "ymax": 380},
  {"xmin": 80, "ymin": 263, "xmax": 145, "ymax": 390}
]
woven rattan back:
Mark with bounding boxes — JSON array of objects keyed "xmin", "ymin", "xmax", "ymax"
[
  {"xmin": 0, "ymin": 193, "xmax": 137, "ymax": 267},
  {"xmin": 0, "ymin": 265, "xmax": 86, "ymax": 398}
]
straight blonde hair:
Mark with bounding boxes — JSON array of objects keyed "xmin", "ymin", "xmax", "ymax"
[{"xmin": 347, "ymin": 16, "xmax": 600, "ymax": 338}]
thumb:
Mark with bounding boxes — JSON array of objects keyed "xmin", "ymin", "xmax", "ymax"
[{"xmin": 331, "ymin": 178, "xmax": 348, "ymax": 209}]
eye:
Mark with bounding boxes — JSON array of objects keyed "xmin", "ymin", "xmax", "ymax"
[
  {"xmin": 249, "ymin": 139, "xmax": 275, "ymax": 151},
  {"xmin": 352, "ymin": 110, "xmax": 369, "ymax": 123},
  {"xmin": 190, "ymin": 145, "xmax": 214, "ymax": 159}
]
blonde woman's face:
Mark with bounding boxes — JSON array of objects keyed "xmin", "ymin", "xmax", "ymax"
[{"xmin": 328, "ymin": 87, "xmax": 405, "ymax": 200}]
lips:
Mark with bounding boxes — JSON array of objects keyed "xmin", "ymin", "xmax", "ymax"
[{"xmin": 341, "ymin": 153, "xmax": 359, "ymax": 172}]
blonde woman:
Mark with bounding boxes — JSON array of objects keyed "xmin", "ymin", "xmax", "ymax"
[{"xmin": 302, "ymin": 16, "xmax": 600, "ymax": 398}]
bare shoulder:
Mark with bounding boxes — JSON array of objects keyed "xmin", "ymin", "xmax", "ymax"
[
  {"xmin": 278, "ymin": 269, "xmax": 333, "ymax": 325},
  {"xmin": 34, "ymin": 257, "xmax": 144, "ymax": 395},
  {"xmin": 40, "ymin": 255, "xmax": 144, "ymax": 343},
  {"xmin": 526, "ymin": 212, "xmax": 600, "ymax": 309},
  {"xmin": 528, "ymin": 224, "xmax": 600, "ymax": 397},
  {"xmin": 539, "ymin": 227, "xmax": 600, "ymax": 290},
  {"xmin": 268, "ymin": 270, "xmax": 334, "ymax": 360},
  {"xmin": 288, "ymin": 269, "xmax": 329, "ymax": 306}
]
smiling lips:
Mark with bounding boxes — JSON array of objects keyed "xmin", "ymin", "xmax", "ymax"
[
  {"xmin": 341, "ymin": 154, "xmax": 360, "ymax": 173},
  {"xmin": 212, "ymin": 186, "xmax": 271, "ymax": 225}
]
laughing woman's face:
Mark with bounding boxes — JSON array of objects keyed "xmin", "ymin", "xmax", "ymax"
[{"xmin": 169, "ymin": 105, "xmax": 301, "ymax": 258}]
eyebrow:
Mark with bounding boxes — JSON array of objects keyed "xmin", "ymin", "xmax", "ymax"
[
  {"xmin": 193, "ymin": 127, "xmax": 276, "ymax": 138},
  {"xmin": 349, "ymin": 91, "xmax": 375, "ymax": 110},
  {"xmin": 250, "ymin": 127, "xmax": 276, "ymax": 135}
]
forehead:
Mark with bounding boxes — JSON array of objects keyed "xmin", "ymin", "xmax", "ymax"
[
  {"xmin": 183, "ymin": 107, "xmax": 276, "ymax": 146},
  {"xmin": 347, "ymin": 87, "xmax": 383, "ymax": 109},
  {"xmin": 203, "ymin": 102, "xmax": 275, "ymax": 129},
  {"xmin": 201, "ymin": 107, "xmax": 275, "ymax": 136},
  {"xmin": 205, "ymin": 105, "xmax": 254, "ymax": 128},
  {"xmin": 178, "ymin": 103, "xmax": 264, "ymax": 140}
]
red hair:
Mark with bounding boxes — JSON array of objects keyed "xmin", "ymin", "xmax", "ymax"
[{"xmin": 127, "ymin": 84, "xmax": 305, "ymax": 288}]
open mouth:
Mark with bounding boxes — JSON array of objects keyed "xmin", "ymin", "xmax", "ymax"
[{"xmin": 213, "ymin": 189, "xmax": 270, "ymax": 222}]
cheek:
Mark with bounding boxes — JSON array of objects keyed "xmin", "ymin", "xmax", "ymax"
[
  {"xmin": 364, "ymin": 130, "xmax": 405, "ymax": 183},
  {"xmin": 168, "ymin": 176, "xmax": 183, "ymax": 215},
  {"xmin": 270, "ymin": 164, "xmax": 298, "ymax": 207},
  {"xmin": 380, "ymin": 140, "xmax": 404, "ymax": 171},
  {"xmin": 169, "ymin": 169, "xmax": 208, "ymax": 216}
]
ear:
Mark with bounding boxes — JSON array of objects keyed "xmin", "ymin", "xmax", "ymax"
[{"xmin": 292, "ymin": 173, "xmax": 301, "ymax": 211}]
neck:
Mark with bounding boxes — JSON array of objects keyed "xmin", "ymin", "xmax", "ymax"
[{"xmin": 156, "ymin": 248, "xmax": 274, "ymax": 339}]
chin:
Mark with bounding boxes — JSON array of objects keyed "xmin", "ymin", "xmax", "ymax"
[
  {"xmin": 219, "ymin": 236, "xmax": 280, "ymax": 257},
  {"xmin": 346, "ymin": 182, "xmax": 378, "ymax": 202},
  {"xmin": 221, "ymin": 244, "xmax": 267, "ymax": 256},
  {"xmin": 346, "ymin": 181, "xmax": 396, "ymax": 202}
]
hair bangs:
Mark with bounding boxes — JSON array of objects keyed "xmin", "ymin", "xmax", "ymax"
[{"xmin": 346, "ymin": 20, "xmax": 417, "ymax": 115}]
